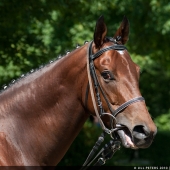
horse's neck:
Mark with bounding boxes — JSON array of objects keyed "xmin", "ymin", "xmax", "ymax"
[{"xmin": 0, "ymin": 45, "xmax": 90, "ymax": 165}]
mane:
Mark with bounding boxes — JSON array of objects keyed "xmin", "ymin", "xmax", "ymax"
[{"xmin": 0, "ymin": 41, "xmax": 89, "ymax": 94}]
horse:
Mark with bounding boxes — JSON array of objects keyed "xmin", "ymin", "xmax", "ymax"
[{"xmin": 0, "ymin": 16, "xmax": 157, "ymax": 167}]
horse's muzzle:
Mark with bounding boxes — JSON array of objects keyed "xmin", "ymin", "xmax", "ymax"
[{"xmin": 116, "ymin": 124, "xmax": 157, "ymax": 149}]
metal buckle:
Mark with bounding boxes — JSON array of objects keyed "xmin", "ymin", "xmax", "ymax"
[{"xmin": 98, "ymin": 158, "xmax": 105, "ymax": 165}]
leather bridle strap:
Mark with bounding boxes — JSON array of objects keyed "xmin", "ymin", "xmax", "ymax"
[
  {"xmin": 112, "ymin": 96, "xmax": 144, "ymax": 117},
  {"xmin": 87, "ymin": 41, "xmax": 108, "ymax": 132},
  {"xmin": 85, "ymin": 83, "xmax": 89, "ymax": 109},
  {"xmin": 91, "ymin": 45, "xmax": 126, "ymax": 60}
]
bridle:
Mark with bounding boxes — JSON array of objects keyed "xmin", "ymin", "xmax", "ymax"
[
  {"xmin": 81, "ymin": 38, "xmax": 145, "ymax": 167},
  {"xmin": 86, "ymin": 38, "xmax": 145, "ymax": 136}
]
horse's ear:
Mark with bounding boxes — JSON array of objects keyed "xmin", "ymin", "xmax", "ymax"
[
  {"xmin": 114, "ymin": 16, "xmax": 129, "ymax": 44},
  {"xmin": 94, "ymin": 15, "xmax": 107, "ymax": 49}
]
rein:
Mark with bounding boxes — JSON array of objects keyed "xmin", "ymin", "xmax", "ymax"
[{"xmin": 82, "ymin": 39, "xmax": 145, "ymax": 167}]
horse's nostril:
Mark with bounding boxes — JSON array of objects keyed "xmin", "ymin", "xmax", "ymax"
[
  {"xmin": 143, "ymin": 126, "xmax": 150, "ymax": 136},
  {"xmin": 132, "ymin": 125, "xmax": 154, "ymax": 148},
  {"xmin": 132, "ymin": 125, "xmax": 150, "ymax": 140}
]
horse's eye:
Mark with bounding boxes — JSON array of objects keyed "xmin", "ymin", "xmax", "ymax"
[{"xmin": 101, "ymin": 71, "xmax": 114, "ymax": 81}]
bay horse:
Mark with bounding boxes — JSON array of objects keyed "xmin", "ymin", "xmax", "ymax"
[{"xmin": 0, "ymin": 16, "xmax": 157, "ymax": 166}]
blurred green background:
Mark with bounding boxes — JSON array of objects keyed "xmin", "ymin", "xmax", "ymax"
[{"xmin": 0, "ymin": 0, "xmax": 170, "ymax": 166}]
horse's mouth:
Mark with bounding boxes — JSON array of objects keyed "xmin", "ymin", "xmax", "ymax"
[{"xmin": 116, "ymin": 126, "xmax": 138, "ymax": 149}]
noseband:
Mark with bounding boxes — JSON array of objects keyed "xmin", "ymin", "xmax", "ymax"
[{"xmin": 86, "ymin": 38, "xmax": 145, "ymax": 135}]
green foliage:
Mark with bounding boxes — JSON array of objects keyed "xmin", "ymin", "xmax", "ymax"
[
  {"xmin": 155, "ymin": 110, "xmax": 170, "ymax": 131},
  {"xmin": 0, "ymin": 0, "xmax": 170, "ymax": 166}
]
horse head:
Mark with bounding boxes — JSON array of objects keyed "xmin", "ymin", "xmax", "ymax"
[{"xmin": 86, "ymin": 16, "xmax": 157, "ymax": 149}]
